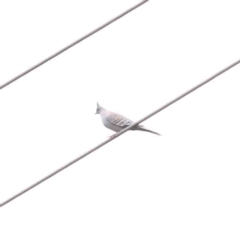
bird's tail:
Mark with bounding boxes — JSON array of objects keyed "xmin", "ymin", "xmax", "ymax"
[{"xmin": 135, "ymin": 125, "xmax": 161, "ymax": 136}]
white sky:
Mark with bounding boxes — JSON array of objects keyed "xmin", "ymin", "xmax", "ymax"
[{"xmin": 0, "ymin": 0, "xmax": 240, "ymax": 239}]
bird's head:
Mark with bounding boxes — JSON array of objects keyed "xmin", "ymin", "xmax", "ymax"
[{"xmin": 95, "ymin": 102, "xmax": 104, "ymax": 114}]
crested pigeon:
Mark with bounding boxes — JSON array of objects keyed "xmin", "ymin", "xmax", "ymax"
[{"xmin": 95, "ymin": 103, "xmax": 161, "ymax": 137}]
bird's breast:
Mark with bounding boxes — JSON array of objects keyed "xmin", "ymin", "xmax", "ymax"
[{"xmin": 100, "ymin": 113, "xmax": 122, "ymax": 132}]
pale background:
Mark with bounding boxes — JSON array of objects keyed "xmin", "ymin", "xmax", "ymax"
[{"xmin": 0, "ymin": 0, "xmax": 240, "ymax": 239}]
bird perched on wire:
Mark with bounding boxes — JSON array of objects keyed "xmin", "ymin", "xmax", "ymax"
[{"xmin": 95, "ymin": 103, "xmax": 161, "ymax": 138}]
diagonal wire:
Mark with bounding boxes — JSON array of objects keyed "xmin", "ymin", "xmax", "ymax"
[
  {"xmin": 1, "ymin": 58, "xmax": 239, "ymax": 207},
  {"xmin": 0, "ymin": 0, "xmax": 149, "ymax": 90}
]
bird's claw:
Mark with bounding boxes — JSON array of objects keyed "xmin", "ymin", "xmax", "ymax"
[{"xmin": 108, "ymin": 134, "xmax": 116, "ymax": 139}]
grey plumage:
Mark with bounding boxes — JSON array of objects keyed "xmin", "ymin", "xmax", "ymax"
[{"xmin": 95, "ymin": 103, "xmax": 161, "ymax": 136}]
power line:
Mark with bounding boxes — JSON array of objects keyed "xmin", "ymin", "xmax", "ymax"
[
  {"xmin": 0, "ymin": 0, "xmax": 149, "ymax": 90},
  {"xmin": 1, "ymin": 58, "xmax": 239, "ymax": 207}
]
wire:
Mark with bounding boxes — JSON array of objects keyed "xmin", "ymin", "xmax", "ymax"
[
  {"xmin": 1, "ymin": 58, "xmax": 239, "ymax": 207},
  {"xmin": 0, "ymin": 0, "xmax": 149, "ymax": 90}
]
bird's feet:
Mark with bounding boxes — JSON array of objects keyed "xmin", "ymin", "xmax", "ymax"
[{"xmin": 108, "ymin": 134, "xmax": 117, "ymax": 139}]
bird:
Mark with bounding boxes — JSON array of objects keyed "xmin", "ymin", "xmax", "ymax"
[{"xmin": 95, "ymin": 103, "xmax": 161, "ymax": 138}]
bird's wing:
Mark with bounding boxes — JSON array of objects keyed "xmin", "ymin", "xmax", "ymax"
[{"xmin": 107, "ymin": 112, "xmax": 133, "ymax": 127}]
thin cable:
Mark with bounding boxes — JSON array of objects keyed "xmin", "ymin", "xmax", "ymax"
[
  {"xmin": 0, "ymin": 0, "xmax": 149, "ymax": 90},
  {"xmin": 1, "ymin": 58, "xmax": 239, "ymax": 207}
]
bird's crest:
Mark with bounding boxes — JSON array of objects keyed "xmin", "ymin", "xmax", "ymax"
[
  {"xmin": 96, "ymin": 102, "xmax": 105, "ymax": 114},
  {"xmin": 97, "ymin": 102, "xmax": 103, "ymax": 110}
]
